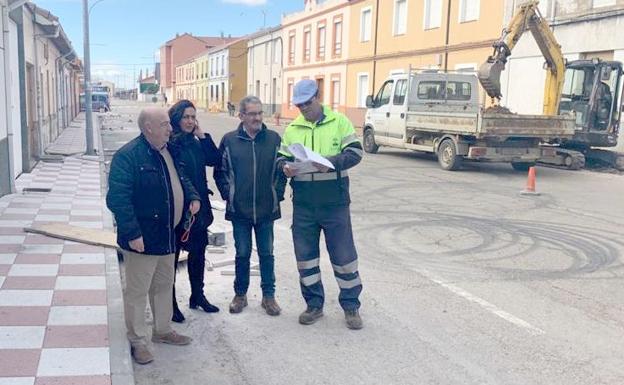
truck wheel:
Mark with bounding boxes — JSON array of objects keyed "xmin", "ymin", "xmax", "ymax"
[
  {"xmin": 511, "ymin": 162, "xmax": 535, "ymax": 172},
  {"xmin": 437, "ymin": 140, "xmax": 463, "ymax": 170},
  {"xmin": 363, "ymin": 128, "xmax": 379, "ymax": 154}
]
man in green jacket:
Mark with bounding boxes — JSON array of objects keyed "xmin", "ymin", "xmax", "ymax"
[{"xmin": 278, "ymin": 79, "xmax": 364, "ymax": 330}]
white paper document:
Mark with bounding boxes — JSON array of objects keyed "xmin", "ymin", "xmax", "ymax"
[{"xmin": 286, "ymin": 143, "xmax": 335, "ymax": 175}]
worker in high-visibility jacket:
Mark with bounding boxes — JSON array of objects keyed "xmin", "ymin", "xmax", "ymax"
[{"xmin": 278, "ymin": 79, "xmax": 364, "ymax": 330}]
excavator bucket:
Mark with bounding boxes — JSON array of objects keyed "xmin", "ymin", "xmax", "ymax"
[{"xmin": 478, "ymin": 60, "xmax": 506, "ymax": 99}]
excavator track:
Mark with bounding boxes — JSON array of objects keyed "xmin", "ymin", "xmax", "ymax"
[
  {"xmin": 584, "ymin": 149, "xmax": 624, "ymax": 171},
  {"xmin": 538, "ymin": 148, "xmax": 585, "ymax": 170}
]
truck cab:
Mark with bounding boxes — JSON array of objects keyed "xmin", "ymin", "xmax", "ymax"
[
  {"xmin": 364, "ymin": 73, "xmax": 410, "ymax": 150},
  {"xmin": 364, "ymin": 71, "xmax": 480, "ymax": 149}
]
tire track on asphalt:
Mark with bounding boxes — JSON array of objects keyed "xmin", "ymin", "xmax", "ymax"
[
  {"xmin": 351, "ymin": 208, "xmax": 624, "ymax": 335},
  {"xmin": 354, "ymin": 209, "xmax": 623, "ymax": 280}
]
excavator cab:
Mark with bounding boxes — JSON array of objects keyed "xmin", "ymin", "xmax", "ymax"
[{"xmin": 559, "ymin": 60, "xmax": 623, "ymax": 147}]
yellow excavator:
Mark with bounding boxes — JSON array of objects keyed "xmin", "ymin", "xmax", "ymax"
[{"xmin": 478, "ymin": 0, "xmax": 624, "ymax": 170}]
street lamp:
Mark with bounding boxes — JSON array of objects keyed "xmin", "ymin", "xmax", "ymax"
[{"xmin": 82, "ymin": 0, "xmax": 104, "ymax": 156}]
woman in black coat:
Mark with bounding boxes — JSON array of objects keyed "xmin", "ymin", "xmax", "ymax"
[{"xmin": 168, "ymin": 100, "xmax": 220, "ymax": 322}]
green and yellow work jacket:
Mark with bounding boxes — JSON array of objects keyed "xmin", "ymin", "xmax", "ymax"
[{"xmin": 278, "ymin": 105, "xmax": 363, "ymax": 207}]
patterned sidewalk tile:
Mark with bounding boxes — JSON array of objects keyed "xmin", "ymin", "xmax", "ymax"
[
  {"xmin": 57, "ymin": 265, "xmax": 105, "ymax": 276},
  {"xmin": 0, "ymin": 307, "xmax": 50, "ymax": 326},
  {"xmin": 0, "ymin": 378, "xmax": 35, "ymax": 385},
  {"xmin": 0, "ymin": 349, "xmax": 41, "ymax": 376},
  {"xmin": 34, "ymin": 375, "xmax": 111, "ymax": 385},
  {"xmin": 1, "ymin": 145, "xmax": 119, "ymax": 383},
  {"xmin": 0, "ymin": 254, "xmax": 17, "ymax": 264},
  {"xmin": 54, "ymin": 276, "xmax": 106, "ymax": 290},
  {"xmin": 37, "ymin": 348, "xmax": 110, "ymax": 376},
  {"xmin": 9, "ymin": 264, "xmax": 59, "ymax": 277},
  {"xmin": 0, "ymin": 326, "xmax": 46, "ymax": 348},
  {"xmin": 21, "ymin": 245, "xmax": 64, "ymax": 255},
  {"xmin": 0, "ymin": 290, "xmax": 53, "ymax": 306},
  {"xmin": 47, "ymin": 306, "xmax": 107, "ymax": 325},
  {"xmin": 2, "ymin": 277, "xmax": 57, "ymax": 289},
  {"xmin": 43, "ymin": 325, "xmax": 109, "ymax": 348},
  {"xmin": 14, "ymin": 254, "xmax": 61, "ymax": 264},
  {"xmin": 60, "ymin": 254, "xmax": 105, "ymax": 265},
  {"xmin": 52, "ymin": 291, "xmax": 107, "ymax": 306}
]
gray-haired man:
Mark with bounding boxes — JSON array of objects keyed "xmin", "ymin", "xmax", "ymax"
[{"xmin": 214, "ymin": 96, "xmax": 287, "ymax": 315}]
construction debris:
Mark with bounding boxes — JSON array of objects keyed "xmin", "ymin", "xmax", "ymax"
[
  {"xmin": 210, "ymin": 259, "xmax": 235, "ymax": 268},
  {"xmin": 25, "ymin": 223, "xmax": 117, "ymax": 249}
]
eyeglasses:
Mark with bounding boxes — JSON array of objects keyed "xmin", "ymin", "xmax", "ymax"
[
  {"xmin": 243, "ymin": 111, "xmax": 263, "ymax": 117},
  {"xmin": 295, "ymin": 98, "xmax": 314, "ymax": 109},
  {"xmin": 180, "ymin": 212, "xmax": 195, "ymax": 243}
]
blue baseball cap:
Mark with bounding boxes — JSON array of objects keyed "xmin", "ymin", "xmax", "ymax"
[{"xmin": 292, "ymin": 79, "xmax": 318, "ymax": 105}]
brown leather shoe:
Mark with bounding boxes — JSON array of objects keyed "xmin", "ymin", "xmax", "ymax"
[
  {"xmin": 151, "ymin": 331, "xmax": 192, "ymax": 345},
  {"xmin": 229, "ymin": 295, "xmax": 248, "ymax": 314},
  {"xmin": 261, "ymin": 297, "xmax": 281, "ymax": 316},
  {"xmin": 131, "ymin": 345, "xmax": 154, "ymax": 365}
]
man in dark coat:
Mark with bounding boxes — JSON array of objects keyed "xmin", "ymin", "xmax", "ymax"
[
  {"xmin": 214, "ymin": 96, "xmax": 286, "ymax": 316},
  {"xmin": 106, "ymin": 107, "xmax": 200, "ymax": 364}
]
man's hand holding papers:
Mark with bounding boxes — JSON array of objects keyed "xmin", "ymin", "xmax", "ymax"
[{"xmin": 284, "ymin": 143, "xmax": 335, "ymax": 176}]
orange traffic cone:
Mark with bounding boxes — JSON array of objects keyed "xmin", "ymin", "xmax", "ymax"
[{"xmin": 520, "ymin": 166, "xmax": 540, "ymax": 196}]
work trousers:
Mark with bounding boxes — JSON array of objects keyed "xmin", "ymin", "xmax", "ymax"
[
  {"xmin": 292, "ymin": 204, "xmax": 362, "ymax": 311},
  {"xmin": 122, "ymin": 250, "xmax": 175, "ymax": 347}
]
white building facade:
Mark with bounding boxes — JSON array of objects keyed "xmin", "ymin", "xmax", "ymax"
[{"xmin": 247, "ymin": 26, "xmax": 283, "ymax": 115}]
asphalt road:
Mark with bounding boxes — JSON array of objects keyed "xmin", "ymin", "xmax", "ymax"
[{"xmin": 104, "ymin": 100, "xmax": 624, "ymax": 385}]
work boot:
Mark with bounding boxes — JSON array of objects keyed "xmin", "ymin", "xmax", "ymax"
[
  {"xmin": 261, "ymin": 296, "xmax": 281, "ymax": 316},
  {"xmin": 298, "ymin": 307, "xmax": 323, "ymax": 325},
  {"xmin": 190, "ymin": 295, "xmax": 220, "ymax": 313},
  {"xmin": 131, "ymin": 345, "xmax": 154, "ymax": 365},
  {"xmin": 229, "ymin": 295, "xmax": 248, "ymax": 314},
  {"xmin": 152, "ymin": 331, "xmax": 192, "ymax": 346},
  {"xmin": 344, "ymin": 309, "xmax": 363, "ymax": 330}
]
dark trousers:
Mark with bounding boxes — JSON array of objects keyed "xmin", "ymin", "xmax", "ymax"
[
  {"xmin": 174, "ymin": 242, "xmax": 207, "ymax": 300},
  {"xmin": 232, "ymin": 220, "xmax": 276, "ymax": 297},
  {"xmin": 292, "ymin": 204, "xmax": 362, "ymax": 311}
]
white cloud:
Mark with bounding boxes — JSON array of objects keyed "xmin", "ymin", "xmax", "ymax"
[{"xmin": 221, "ymin": 0, "xmax": 267, "ymax": 5}]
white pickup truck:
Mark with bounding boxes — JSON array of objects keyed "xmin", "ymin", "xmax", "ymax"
[{"xmin": 363, "ymin": 71, "xmax": 576, "ymax": 170}]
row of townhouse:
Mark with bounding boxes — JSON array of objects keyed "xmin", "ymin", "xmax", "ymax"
[
  {"xmin": 280, "ymin": 0, "xmax": 505, "ymax": 123},
  {"xmin": 165, "ymin": 0, "xmax": 503, "ymax": 122},
  {"xmin": 159, "ymin": 33, "xmax": 238, "ymax": 105},
  {"xmin": 175, "ymin": 37, "xmax": 250, "ymax": 112},
  {"xmin": 165, "ymin": 0, "xmax": 624, "ymax": 134},
  {"xmin": 0, "ymin": 0, "xmax": 82, "ymax": 198}
]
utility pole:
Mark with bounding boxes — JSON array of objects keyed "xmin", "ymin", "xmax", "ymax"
[{"xmin": 82, "ymin": 0, "xmax": 95, "ymax": 155}]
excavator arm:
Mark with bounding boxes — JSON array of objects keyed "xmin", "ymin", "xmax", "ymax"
[{"xmin": 478, "ymin": 0, "xmax": 565, "ymax": 115}]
